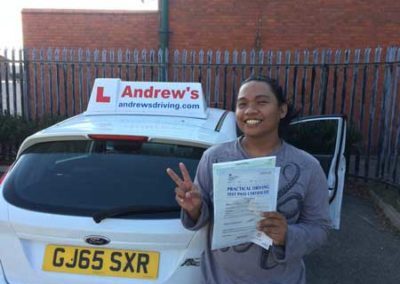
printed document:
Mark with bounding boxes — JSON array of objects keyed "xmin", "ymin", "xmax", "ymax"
[{"xmin": 212, "ymin": 157, "xmax": 280, "ymax": 250}]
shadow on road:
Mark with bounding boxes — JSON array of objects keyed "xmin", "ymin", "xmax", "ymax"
[{"xmin": 306, "ymin": 192, "xmax": 400, "ymax": 284}]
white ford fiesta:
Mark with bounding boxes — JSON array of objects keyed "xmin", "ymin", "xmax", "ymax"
[{"xmin": 0, "ymin": 79, "xmax": 346, "ymax": 283}]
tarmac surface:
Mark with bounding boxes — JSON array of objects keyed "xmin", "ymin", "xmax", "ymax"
[{"xmin": 305, "ymin": 192, "xmax": 400, "ymax": 284}]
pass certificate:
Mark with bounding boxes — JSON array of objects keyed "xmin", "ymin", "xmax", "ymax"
[{"xmin": 212, "ymin": 158, "xmax": 280, "ymax": 250}]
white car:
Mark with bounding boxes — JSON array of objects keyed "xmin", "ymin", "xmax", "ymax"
[{"xmin": 0, "ymin": 79, "xmax": 346, "ymax": 284}]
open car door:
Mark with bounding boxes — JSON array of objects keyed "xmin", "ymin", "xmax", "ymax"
[{"xmin": 287, "ymin": 115, "xmax": 347, "ymax": 229}]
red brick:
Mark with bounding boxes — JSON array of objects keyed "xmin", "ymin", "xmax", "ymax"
[{"xmin": 22, "ymin": 1, "xmax": 400, "ymax": 51}]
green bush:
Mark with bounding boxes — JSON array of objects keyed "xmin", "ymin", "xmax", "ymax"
[{"xmin": 0, "ymin": 114, "xmax": 65, "ymax": 162}]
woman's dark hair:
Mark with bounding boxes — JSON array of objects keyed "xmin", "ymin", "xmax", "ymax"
[{"xmin": 239, "ymin": 75, "xmax": 298, "ymax": 138}]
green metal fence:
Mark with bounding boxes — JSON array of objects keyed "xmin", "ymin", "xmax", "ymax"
[{"xmin": 1, "ymin": 46, "xmax": 400, "ymax": 186}]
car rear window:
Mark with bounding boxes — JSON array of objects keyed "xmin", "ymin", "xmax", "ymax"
[{"xmin": 3, "ymin": 140, "xmax": 205, "ymax": 219}]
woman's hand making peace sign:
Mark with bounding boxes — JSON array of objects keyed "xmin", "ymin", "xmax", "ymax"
[{"xmin": 166, "ymin": 162, "xmax": 203, "ymax": 222}]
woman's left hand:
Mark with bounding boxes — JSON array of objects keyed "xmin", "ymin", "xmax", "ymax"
[{"xmin": 257, "ymin": 212, "xmax": 288, "ymax": 246}]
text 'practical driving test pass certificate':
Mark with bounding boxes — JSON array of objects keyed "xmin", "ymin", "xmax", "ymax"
[{"xmin": 211, "ymin": 157, "xmax": 280, "ymax": 250}]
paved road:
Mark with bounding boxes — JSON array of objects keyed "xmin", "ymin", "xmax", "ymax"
[{"xmin": 305, "ymin": 193, "xmax": 400, "ymax": 284}]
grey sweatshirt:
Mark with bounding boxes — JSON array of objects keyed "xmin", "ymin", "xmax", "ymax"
[{"xmin": 181, "ymin": 139, "xmax": 331, "ymax": 284}]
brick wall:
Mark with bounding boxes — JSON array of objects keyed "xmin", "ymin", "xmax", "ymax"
[
  {"xmin": 22, "ymin": 9, "xmax": 159, "ymax": 49},
  {"xmin": 22, "ymin": 0, "xmax": 400, "ymax": 50},
  {"xmin": 169, "ymin": 0, "xmax": 400, "ymax": 50}
]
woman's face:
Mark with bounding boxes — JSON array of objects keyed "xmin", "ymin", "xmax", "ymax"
[{"xmin": 235, "ymin": 81, "xmax": 287, "ymax": 139}]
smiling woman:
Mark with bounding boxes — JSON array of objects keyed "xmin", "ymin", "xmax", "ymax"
[
  {"xmin": 236, "ymin": 78, "xmax": 288, "ymax": 155},
  {"xmin": 236, "ymin": 76, "xmax": 298, "ymax": 155},
  {"xmin": 167, "ymin": 75, "xmax": 331, "ymax": 284}
]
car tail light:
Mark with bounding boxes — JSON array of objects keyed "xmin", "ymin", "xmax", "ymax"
[
  {"xmin": 0, "ymin": 173, "xmax": 6, "ymax": 185},
  {"xmin": 88, "ymin": 134, "xmax": 149, "ymax": 142},
  {"xmin": 0, "ymin": 163, "xmax": 14, "ymax": 186}
]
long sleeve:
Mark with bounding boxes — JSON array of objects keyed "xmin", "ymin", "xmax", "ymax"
[
  {"xmin": 271, "ymin": 161, "xmax": 331, "ymax": 263},
  {"xmin": 181, "ymin": 150, "xmax": 214, "ymax": 231}
]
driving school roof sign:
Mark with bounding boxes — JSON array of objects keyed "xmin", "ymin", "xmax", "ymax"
[{"xmin": 86, "ymin": 79, "xmax": 208, "ymax": 119}]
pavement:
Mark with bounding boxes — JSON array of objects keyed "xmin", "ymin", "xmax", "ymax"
[{"xmin": 305, "ymin": 192, "xmax": 400, "ymax": 284}]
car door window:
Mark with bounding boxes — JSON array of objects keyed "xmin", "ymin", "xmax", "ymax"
[{"xmin": 286, "ymin": 116, "xmax": 346, "ymax": 229}]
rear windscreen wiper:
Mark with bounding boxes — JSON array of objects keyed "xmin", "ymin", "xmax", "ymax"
[{"xmin": 93, "ymin": 205, "xmax": 181, "ymax": 223}]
